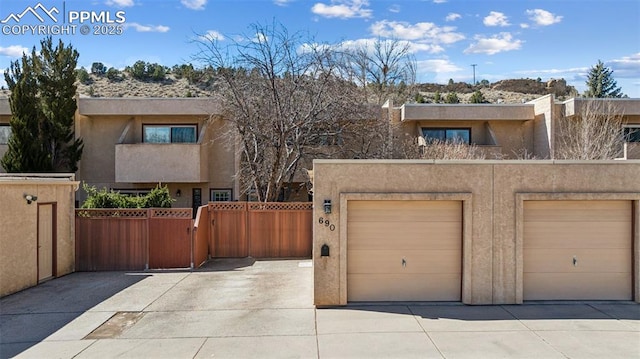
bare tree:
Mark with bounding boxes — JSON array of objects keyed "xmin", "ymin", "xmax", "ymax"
[
  {"xmin": 555, "ymin": 100, "xmax": 627, "ymax": 159},
  {"xmin": 194, "ymin": 22, "xmax": 362, "ymax": 202},
  {"xmin": 402, "ymin": 138, "xmax": 487, "ymax": 160},
  {"xmin": 342, "ymin": 38, "xmax": 417, "ymax": 105}
]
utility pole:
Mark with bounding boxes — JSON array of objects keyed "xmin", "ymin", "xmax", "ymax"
[{"xmin": 471, "ymin": 64, "xmax": 477, "ymax": 85}]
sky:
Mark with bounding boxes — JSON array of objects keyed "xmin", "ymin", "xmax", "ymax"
[{"xmin": 0, "ymin": 0, "xmax": 639, "ymax": 97}]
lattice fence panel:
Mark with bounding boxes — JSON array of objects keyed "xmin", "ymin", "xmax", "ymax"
[
  {"xmin": 150, "ymin": 208, "xmax": 192, "ymax": 218},
  {"xmin": 248, "ymin": 202, "xmax": 313, "ymax": 211},
  {"xmin": 75, "ymin": 209, "xmax": 148, "ymax": 218},
  {"xmin": 209, "ymin": 202, "xmax": 247, "ymax": 211}
]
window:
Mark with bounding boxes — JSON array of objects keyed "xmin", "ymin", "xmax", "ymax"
[
  {"xmin": 624, "ymin": 126, "xmax": 640, "ymax": 142},
  {"xmin": 422, "ymin": 128, "xmax": 471, "ymax": 144},
  {"xmin": 210, "ymin": 189, "xmax": 232, "ymax": 202},
  {"xmin": 112, "ymin": 188, "xmax": 151, "ymax": 197},
  {"xmin": 143, "ymin": 125, "xmax": 197, "ymax": 143},
  {"xmin": 0, "ymin": 125, "xmax": 11, "ymax": 144}
]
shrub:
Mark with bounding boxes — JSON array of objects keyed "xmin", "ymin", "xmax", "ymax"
[
  {"xmin": 106, "ymin": 67, "xmax": 123, "ymax": 81},
  {"xmin": 76, "ymin": 67, "xmax": 91, "ymax": 84},
  {"xmin": 444, "ymin": 92, "xmax": 459, "ymax": 104},
  {"xmin": 470, "ymin": 90, "xmax": 487, "ymax": 104},
  {"xmin": 81, "ymin": 183, "xmax": 175, "ymax": 208},
  {"xmin": 91, "ymin": 62, "xmax": 106, "ymax": 75},
  {"xmin": 126, "ymin": 61, "xmax": 167, "ymax": 81},
  {"xmin": 128, "ymin": 60, "xmax": 147, "ymax": 80}
]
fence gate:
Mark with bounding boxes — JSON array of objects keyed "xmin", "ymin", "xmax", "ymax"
[
  {"xmin": 149, "ymin": 208, "xmax": 193, "ymax": 268},
  {"xmin": 209, "ymin": 202, "xmax": 312, "ymax": 258}
]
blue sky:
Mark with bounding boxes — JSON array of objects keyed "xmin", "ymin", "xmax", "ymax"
[{"xmin": 1, "ymin": 0, "xmax": 639, "ymax": 96}]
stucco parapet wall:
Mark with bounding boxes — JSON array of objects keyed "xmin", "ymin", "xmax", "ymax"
[
  {"xmin": 0, "ymin": 174, "xmax": 79, "ymax": 189},
  {"xmin": 313, "ymin": 159, "xmax": 640, "ymax": 165},
  {"xmin": 78, "ymin": 97, "xmax": 222, "ymax": 116},
  {"xmin": 401, "ymin": 103, "xmax": 535, "ymax": 121},
  {"xmin": 0, "ymin": 98, "xmax": 9, "ymax": 115},
  {"xmin": 563, "ymin": 97, "xmax": 640, "ymax": 117}
]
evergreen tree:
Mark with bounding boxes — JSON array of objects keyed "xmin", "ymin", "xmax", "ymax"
[
  {"xmin": 444, "ymin": 92, "xmax": 460, "ymax": 104},
  {"xmin": 470, "ymin": 90, "xmax": 486, "ymax": 103},
  {"xmin": 584, "ymin": 60, "xmax": 623, "ymax": 98},
  {"xmin": 1, "ymin": 37, "xmax": 83, "ymax": 173}
]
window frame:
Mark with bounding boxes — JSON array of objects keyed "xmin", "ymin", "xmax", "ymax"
[
  {"xmin": 210, "ymin": 188, "xmax": 233, "ymax": 202},
  {"xmin": 142, "ymin": 124, "xmax": 198, "ymax": 144},
  {"xmin": 421, "ymin": 127, "xmax": 472, "ymax": 144},
  {"xmin": 0, "ymin": 124, "xmax": 12, "ymax": 145},
  {"xmin": 623, "ymin": 125, "xmax": 640, "ymax": 143}
]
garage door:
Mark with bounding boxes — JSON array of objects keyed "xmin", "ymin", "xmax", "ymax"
[
  {"xmin": 347, "ymin": 200, "xmax": 462, "ymax": 302},
  {"xmin": 524, "ymin": 200, "xmax": 632, "ymax": 300}
]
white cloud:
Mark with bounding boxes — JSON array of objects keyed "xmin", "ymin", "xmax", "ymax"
[
  {"xmin": 433, "ymin": 0, "xmax": 447, "ymax": 3},
  {"xmin": 311, "ymin": 0, "xmax": 372, "ymax": 19},
  {"xmin": 181, "ymin": 0, "xmax": 207, "ymax": 10},
  {"xmin": 520, "ymin": 23, "xmax": 529, "ymax": 29},
  {"xmin": 526, "ymin": 9, "xmax": 562, "ymax": 26},
  {"xmin": 464, "ymin": 32, "xmax": 523, "ymax": 55},
  {"xmin": 370, "ymin": 20, "xmax": 465, "ymax": 45},
  {"xmin": 125, "ymin": 23, "xmax": 170, "ymax": 33},
  {"xmin": 445, "ymin": 13, "xmax": 461, "ymax": 22},
  {"xmin": 199, "ymin": 30, "xmax": 224, "ymax": 42},
  {"xmin": 0, "ymin": 45, "xmax": 29, "ymax": 58},
  {"xmin": 339, "ymin": 38, "xmax": 444, "ymax": 54},
  {"xmin": 418, "ymin": 59, "xmax": 462, "ymax": 73},
  {"xmin": 483, "ymin": 11, "xmax": 510, "ymax": 27},
  {"xmin": 608, "ymin": 53, "xmax": 640, "ymax": 79},
  {"xmin": 388, "ymin": 4, "xmax": 400, "ymax": 13},
  {"xmin": 105, "ymin": 0, "xmax": 134, "ymax": 7},
  {"xmin": 274, "ymin": 0, "xmax": 292, "ymax": 6}
]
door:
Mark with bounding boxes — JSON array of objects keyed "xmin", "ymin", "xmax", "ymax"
[
  {"xmin": 523, "ymin": 200, "xmax": 632, "ymax": 300},
  {"xmin": 347, "ymin": 200, "xmax": 462, "ymax": 302},
  {"xmin": 192, "ymin": 188, "xmax": 202, "ymax": 219},
  {"xmin": 38, "ymin": 203, "xmax": 56, "ymax": 282}
]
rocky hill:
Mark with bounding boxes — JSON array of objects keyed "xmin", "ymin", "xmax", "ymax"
[{"xmin": 0, "ymin": 73, "xmax": 577, "ymax": 104}]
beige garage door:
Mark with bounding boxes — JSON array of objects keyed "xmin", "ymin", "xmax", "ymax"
[
  {"xmin": 347, "ymin": 200, "xmax": 462, "ymax": 302},
  {"xmin": 524, "ymin": 200, "xmax": 632, "ymax": 300}
]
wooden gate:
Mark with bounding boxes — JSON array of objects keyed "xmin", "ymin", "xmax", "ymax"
[
  {"xmin": 148, "ymin": 208, "xmax": 193, "ymax": 268},
  {"xmin": 75, "ymin": 208, "xmax": 193, "ymax": 271},
  {"xmin": 209, "ymin": 202, "xmax": 312, "ymax": 258}
]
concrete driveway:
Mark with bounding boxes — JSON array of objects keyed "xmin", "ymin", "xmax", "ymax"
[{"xmin": 1, "ymin": 258, "xmax": 638, "ymax": 359}]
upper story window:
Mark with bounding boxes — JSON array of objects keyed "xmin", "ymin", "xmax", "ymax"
[
  {"xmin": 0, "ymin": 125, "xmax": 11, "ymax": 144},
  {"xmin": 143, "ymin": 125, "xmax": 197, "ymax": 143},
  {"xmin": 624, "ymin": 126, "xmax": 640, "ymax": 143},
  {"xmin": 422, "ymin": 128, "xmax": 471, "ymax": 144}
]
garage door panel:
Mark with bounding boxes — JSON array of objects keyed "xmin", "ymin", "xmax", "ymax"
[
  {"xmin": 523, "ymin": 200, "xmax": 632, "ymax": 301},
  {"xmin": 347, "ymin": 200, "xmax": 462, "ymax": 302},
  {"xmin": 523, "ymin": 222, "xmax": 631, "ymax": 249},
  {"xmin": 524, "ymin": 249, "xmax": 631, "ymax": 273},
  {"xmin": 348, "ymin": 249, "xmax": 461, "ymax": 274},
  {"xmin": 348, "ymin": 273, "xmax": 461, "ymax": 302},
  {"xmin": 524, "ymin": 273, "xmax": 632, "ymax": 301},
  {"xmin": 348, "ymin": 222, "xmax": 461, "ymax": 250}
]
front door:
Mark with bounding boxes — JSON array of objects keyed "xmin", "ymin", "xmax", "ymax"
[{"xmin": 38, "ymin": 203, "xmax": 56, "ymax": 282}]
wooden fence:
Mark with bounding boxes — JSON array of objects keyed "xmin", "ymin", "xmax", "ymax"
[
  {"xmin": 209, "ymin": 202, "xmax": 313, "ymax": 258},
  {"xmin": 75, "ymin": 208, "xmax": 192, "ymax": 271}
]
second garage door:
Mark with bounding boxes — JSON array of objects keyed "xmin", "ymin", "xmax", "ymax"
[
  {"xmin": 347, "ymin": 200, "xmax": 462, "ymax": 302},
  {"xmin": 523, "ymin": 200, "xmax": 632, "ymax": 301}
]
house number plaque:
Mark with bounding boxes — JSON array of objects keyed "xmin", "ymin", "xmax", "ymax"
[{"xmin": 318, "ymin": 217, "xmax": 335, "ymax": 231}]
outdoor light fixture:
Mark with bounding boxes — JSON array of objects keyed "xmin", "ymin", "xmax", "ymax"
[
  {"xmin": 23, "ymin": 193, "xmax": 38, "ymax": 205},
  {"xmin": 323, "ymin": 199, "xmax": 332, "ymax": 214},
  {"xmin": 321, "ymin": 244, "xmax": 330, "ymax": 257},
  {"xmin": 176, "ymin": 189, "xmax": 181, "ymax": 197}
]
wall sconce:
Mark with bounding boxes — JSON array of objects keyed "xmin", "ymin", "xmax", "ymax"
[
  {"xmin": 323, "ymin": 199, "xmax": 332, "ymax": 214},
  {"xmin": 24, "ymin": 193, "xmax": 38, "ymax": 205},
  {"xmin": 176, "ymin": 189, "xmax": 181, "ymax": 197}
]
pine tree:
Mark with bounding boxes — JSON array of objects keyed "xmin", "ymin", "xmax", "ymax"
[
  {"xmin": 1, "ymin": 37, "xmax": 83, "ymax": 173},
  {"xmin": 584, "ymin": 60, "xmax": 623, "ymax": 98}
]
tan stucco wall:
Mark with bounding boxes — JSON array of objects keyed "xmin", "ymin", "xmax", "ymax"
[
  {"xmin": 312, "ymin": 160, "xmax": 640, "ymax": 306},
  {"xmin": 0, "ymin": 177, "xmax": 79, "ymax": 297}
]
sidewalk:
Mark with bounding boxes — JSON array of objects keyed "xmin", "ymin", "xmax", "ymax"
[{"xmin": 1, "ymin": 259, "xmax": 638, "ymax": 358}]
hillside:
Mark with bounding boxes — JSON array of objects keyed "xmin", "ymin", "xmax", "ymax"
[{"xmin": 0, "ymin": 73, "xmax": 577, "ymax": 104}]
